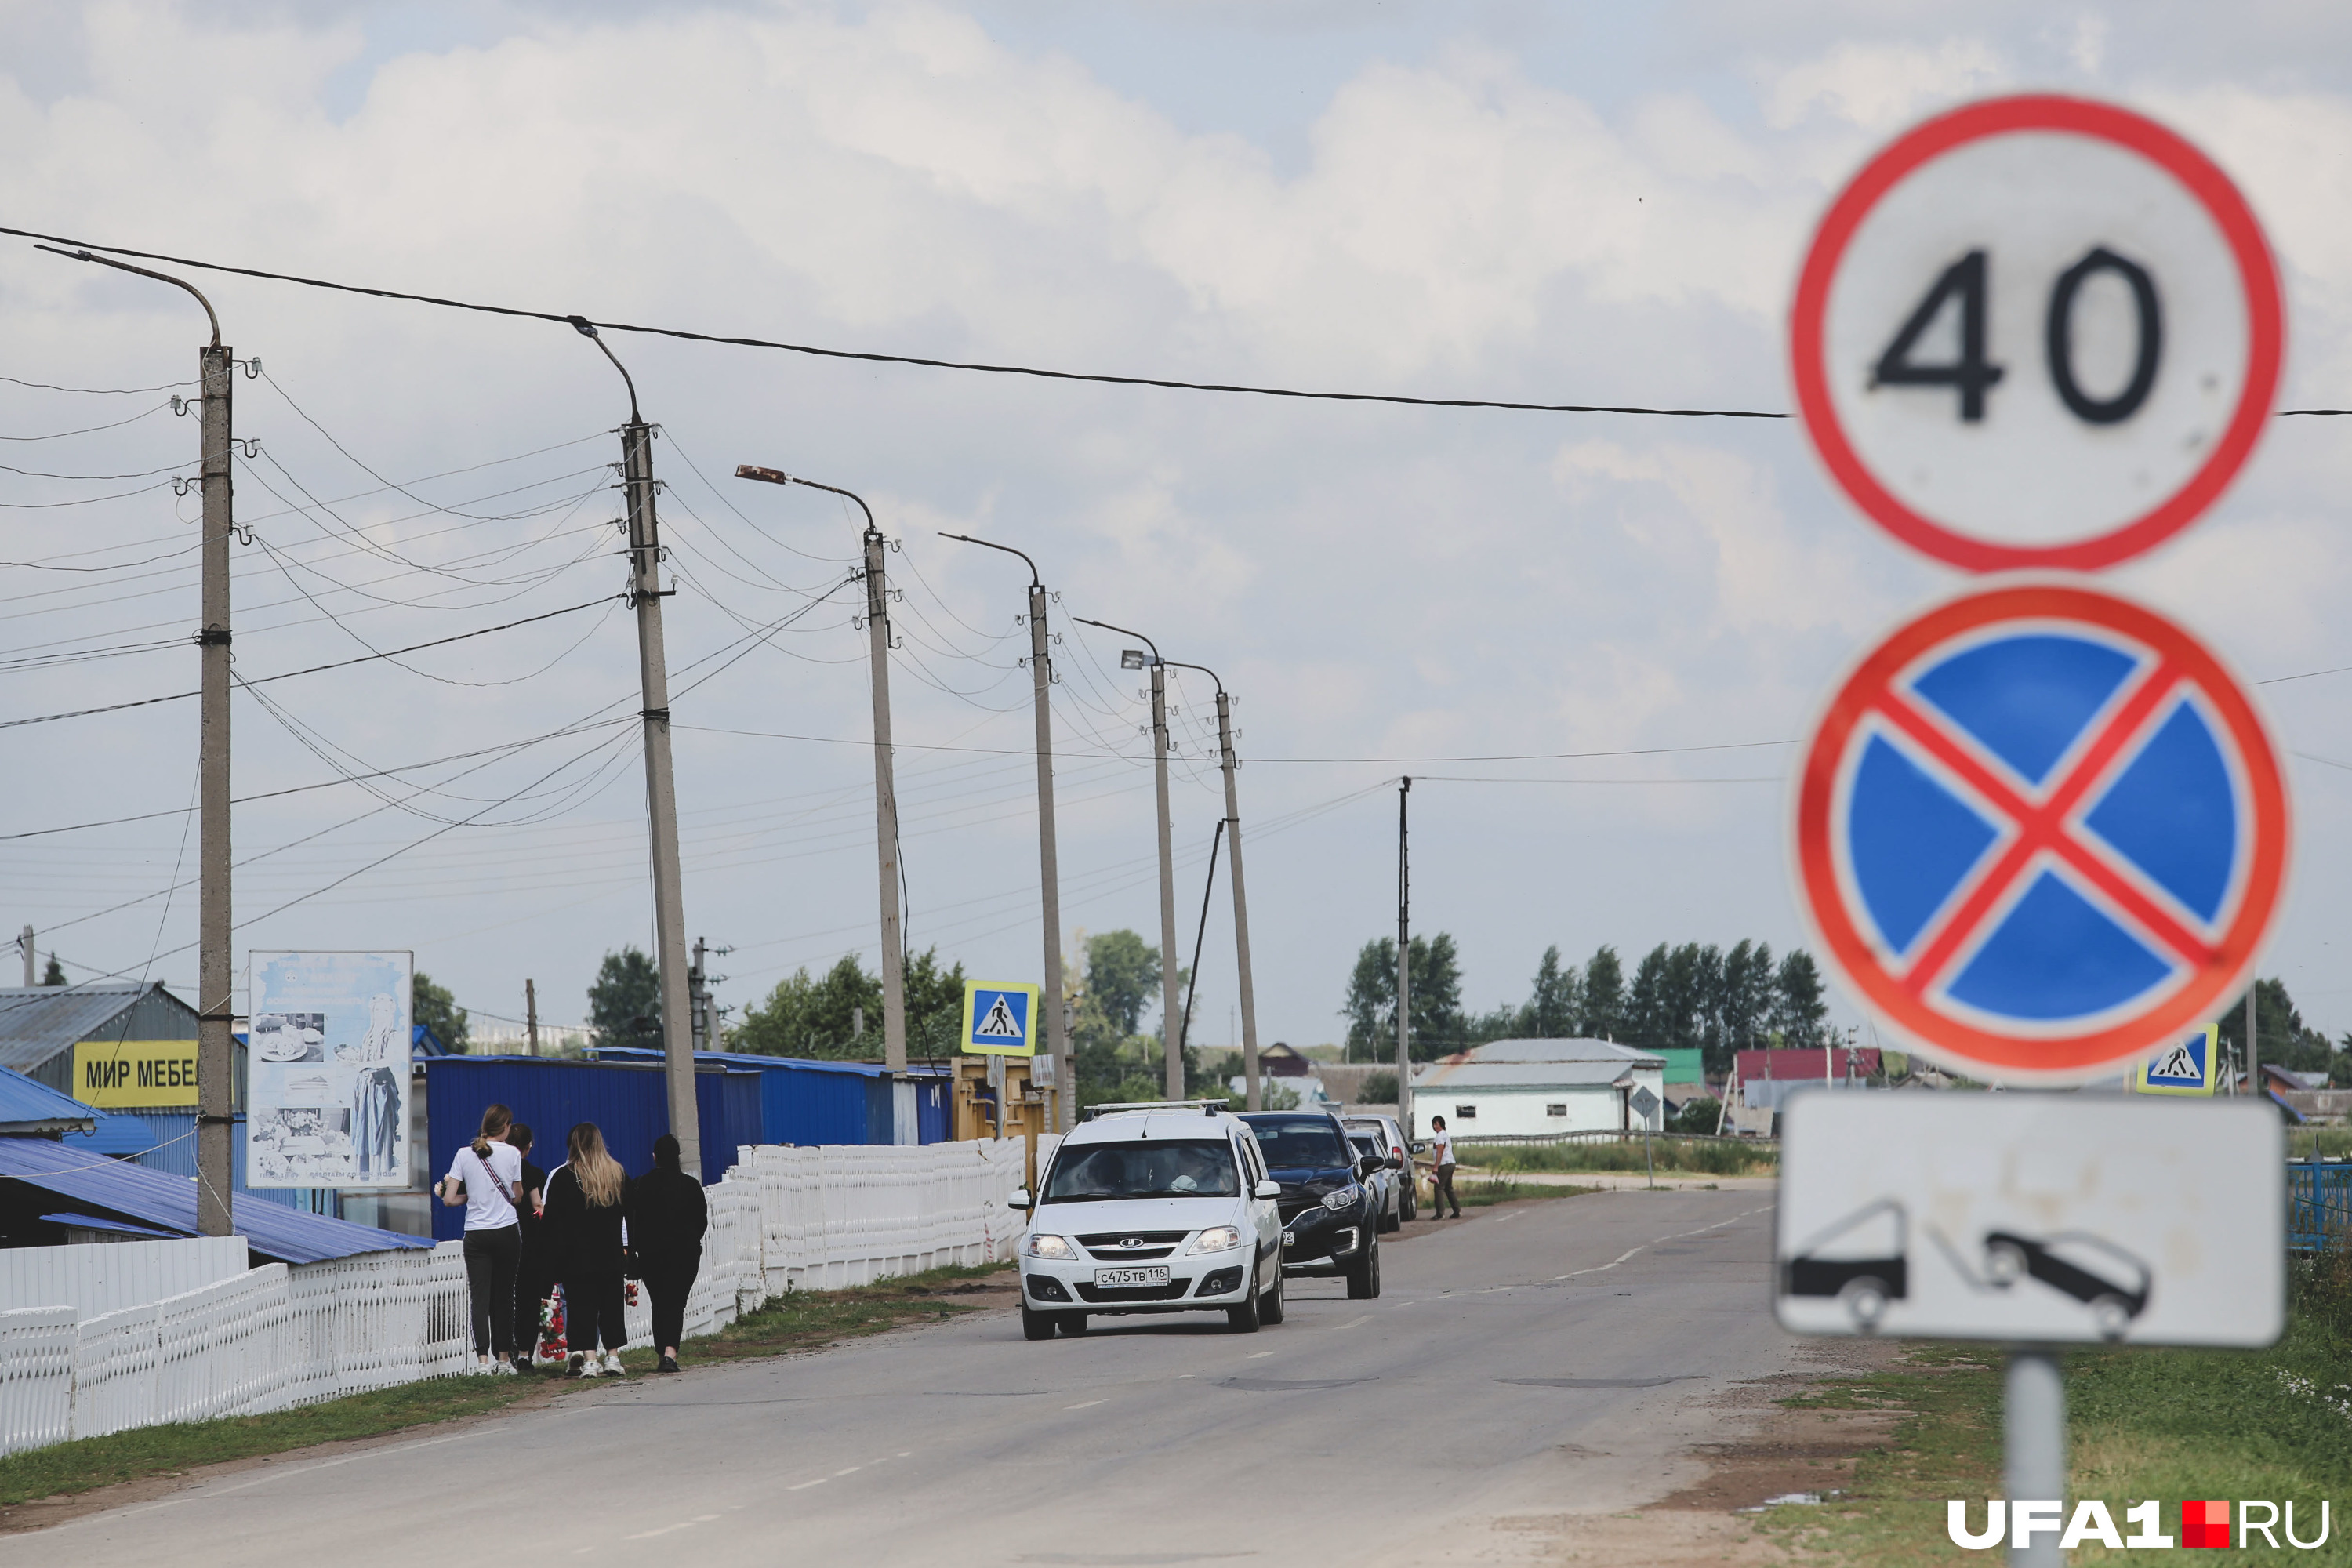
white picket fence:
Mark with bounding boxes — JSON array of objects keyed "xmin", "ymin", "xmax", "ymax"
[{"xmin": 0, "ymin": 1136, "xmax": 1042, "ymax": 1457}]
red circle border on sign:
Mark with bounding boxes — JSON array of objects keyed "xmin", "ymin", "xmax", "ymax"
[
  {"xmin": 1793, "ymin": 582, "xmax": 2290, "ymax": 1081},
  {"xmin": 1789, "ymin": 96, "xmax": 2285, "ymax": 574}
]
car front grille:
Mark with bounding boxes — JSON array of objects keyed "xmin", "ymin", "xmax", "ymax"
[
  {"xmin": 1076, "ymin": 1229, "xmax": 1188, "ymax": 1261},
  {"xmin": 1075, "ymin": 1279, "xmax": 1192, "ymax": 1303}
]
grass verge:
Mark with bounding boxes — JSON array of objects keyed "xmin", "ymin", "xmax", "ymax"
[
  {"xmin": 1754, "ymin": 1243, "xmax": 2352, "ymax": 1565},
  {"xmin": 0, "ymin": 1261, "xmax": 1013, "ymax": 1513},
  {"xmin": 1465, "ymin": 1138, "xmax": 1777, "ymax": 1178},
  {"xmin": 2288, "ymin": 1126, "xmax": 2352, "ymax": 1160}
]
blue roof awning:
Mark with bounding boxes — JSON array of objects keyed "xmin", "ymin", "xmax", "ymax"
[
  {"xmin": 41, "ymin": 1210, "xmax": 180, "ymax": 1239},
  {"xmin": 0, "ymin": 1137, "xmax": 431, "ymax": 1264}
]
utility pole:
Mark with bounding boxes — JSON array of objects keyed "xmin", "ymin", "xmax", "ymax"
[
  {"xmin": 572, "ymin": 319, "xmax": 698, "ymax": 1177},
  {"xmin": 18, "ymin": 927, "xmax": 30, "ymax": 989},
  {"xmin": 737, "ymin": 466, "xmax": 909, "ymax": 1137},
  {"xmin": 2245, "ymin": 983, "xmax": 2259, "ymax": 1098},
  {"xmin": 42, "ymin": 249, "xmax": 240, "ymax": 1235},
  {"xmin": 1079, "ymin": 619, "xmax": 1181, "ymax": 1101},
  {"xmin": 690, "ymin": 936, "xmax": 709, "ymax": 1052},
  {"xmin": 524, "ymin": 979, "xmax": 539, "ymax": 1057},
  {"xmin": 1165, "ymin": 663, "xmax": 1261, "ymax": 1112},
  {"xmin": 941, "ymin": 534, "xmax": 1070, "ymax": 1131},
  {"xmin": 1398, "ymin": 776, "xmax": 1413, "ymax": 1139}
]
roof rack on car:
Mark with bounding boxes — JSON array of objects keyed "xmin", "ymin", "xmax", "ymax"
[{"xmin": 1081, "ymin": 1099, "xmax": 1228, "ymax": 1120}]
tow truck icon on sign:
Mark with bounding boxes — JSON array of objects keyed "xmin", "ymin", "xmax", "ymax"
[{"xmin": 1783, "ymin": 1200, "xmax": 2154, "ymax": 1340}]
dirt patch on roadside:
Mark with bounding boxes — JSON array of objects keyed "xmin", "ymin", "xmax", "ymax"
[{"xmin": 1427, "ymin": 1338, "xmax": 1908, "ymax": 1566}]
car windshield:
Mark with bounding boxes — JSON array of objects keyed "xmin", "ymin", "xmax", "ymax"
[
  {"xmin": 1041, "ymin": 1141, "xmax": 1239, "ymax": 1203},
  {"xmin": 1247, "ymin": 1117, "xmax": 1351, "ymax": 1171}
]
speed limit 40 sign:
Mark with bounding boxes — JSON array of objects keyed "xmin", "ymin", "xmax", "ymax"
[{"xmin": 1791, "ymin": 95, "xmax": 2283, "ymax": 572}]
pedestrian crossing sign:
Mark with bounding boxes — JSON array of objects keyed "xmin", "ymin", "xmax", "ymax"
[
  {"xmin": 2134, "ymin": 1025, "xmax": 2220, "ymax": 1096},
  {"xmin": 961, "ymin": 982, "xmax": 1041, "ymax": 1056}
]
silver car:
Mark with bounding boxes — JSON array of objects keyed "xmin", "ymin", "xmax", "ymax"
[{"xmin": 1344, "ymin": 1117, "xmax": 1411, "ymax": 1230}]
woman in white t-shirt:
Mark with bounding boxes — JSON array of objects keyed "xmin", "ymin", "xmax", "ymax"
[{"xmin": 440, "ymin": 1102, "xmax": 525, "ymax": 1374}]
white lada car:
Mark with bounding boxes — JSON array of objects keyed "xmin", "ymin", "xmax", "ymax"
[{"xmin": 1011, "ymin": 1102, "xmax": 1286, "ymax": 1338}]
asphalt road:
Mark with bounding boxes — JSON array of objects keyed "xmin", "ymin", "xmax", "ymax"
[{"xmin": 18, "ymin": 1189, "xmax": 1798, "ymax": 1567}]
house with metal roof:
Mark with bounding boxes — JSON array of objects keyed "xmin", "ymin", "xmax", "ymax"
[{"xmin": 1411, "ymin": 1038, "xmax": 1667, "ymax": 1134}]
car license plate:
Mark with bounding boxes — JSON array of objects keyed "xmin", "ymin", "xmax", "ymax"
[{"xmin": 1093, "ymin": 1266, "xmax": 1170, "ymax": 1288}]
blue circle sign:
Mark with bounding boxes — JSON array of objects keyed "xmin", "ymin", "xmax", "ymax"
[{"xmin": 1794, "ymin": 583, "xmax": 2288, "ymax": 1083}]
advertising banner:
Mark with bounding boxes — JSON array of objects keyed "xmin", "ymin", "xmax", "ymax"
[
  {"xmin": 70, "ymin": 1040, "xmax": 200, "ymax": 1108},
  {"xmin": 246, "ymin": 951, "xmax": 413, "ymax": 1189}
]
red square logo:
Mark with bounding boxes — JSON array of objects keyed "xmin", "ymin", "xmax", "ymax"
[{"xmin": 2183, "ymin": 1500, "xmax": 2230, "ymax": 1548}]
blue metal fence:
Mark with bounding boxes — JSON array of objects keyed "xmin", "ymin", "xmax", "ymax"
[
  {"xmin": 594, "ymin": 1047, "xmax": 952, "ymax": 1147},
  {"xmin": 421, "ymin": 1057, "xmax": 760, "ymax": 1243},
  {"xmin": 2287, "ymin": 1160, "xmax": 2351, "ymax": 1252}
]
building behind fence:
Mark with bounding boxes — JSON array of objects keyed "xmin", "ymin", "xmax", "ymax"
[{"xmin": 0, "ymin": 1135, "xmax": 1045, "ymax": 1457}]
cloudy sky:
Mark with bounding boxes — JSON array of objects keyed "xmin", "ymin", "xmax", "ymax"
[{"xmin": 6, "ymin": 0, "xmax": 2352, "ymax": 1055}]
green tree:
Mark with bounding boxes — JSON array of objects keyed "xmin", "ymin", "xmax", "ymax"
[
  {"xmin": 1624, "ymin": 944, "xmax": 1670, "ymax": 1046},
  {"xmin": 1580, "ymin": 946, "xmax": 1624, "ymax": 1040},
  {"xmin": 1339, "ymin": 933, "xmax": 1465, "ymax": 1062},
  {"xmin": 732, "ymin": 948, "xmax": 967, "ymax": 1061},
  {"xmin": 1082, "ymin": 929, "xmax": 1161, "ymax": 1036},
  {"xmin": 39, "ymin": 954, "xmax": 64, "ymax": 986},
  {"xmin": 2221, "ymin": 976, "xmax": 2343, "ymax": 1084},
  {"xmin": 1771, "ymin": 949, "xmax": 1828, "ymax": 1048},
  {"xmin": 1715, "ymin": 940, "xmax": 1773, "ymax": 1073},
  {"xmin": 1522, "ymin": 946, "xmax": 1581, "ymax": 1038},
  {"xmin": 412, "ymin": 970, "xmax": 469, "ymax": 1052},
  {"xmin": 587, "ymin": 947, "xmax": 661, "ymax": 1044}
]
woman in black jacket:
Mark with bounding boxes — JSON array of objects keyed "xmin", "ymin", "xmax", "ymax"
[
  {"xmin": 625, "ymin": 1134, "xmax": 709, "ymax": 1374},
  {"xmin": 543, "ymin": 1122, "xmax": 630, "ymax": 1377}
]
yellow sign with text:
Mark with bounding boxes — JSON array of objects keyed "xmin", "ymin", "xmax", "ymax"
[{"xmin": 72, "ymin": 1040, "xmax": 200, "ymax": 1107}]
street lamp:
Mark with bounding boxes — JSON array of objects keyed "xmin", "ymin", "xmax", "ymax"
[
  {"xmin": 1074, "ymin": 616, "xmax": 1183, "ymax": 1100},
  {"xmin": 941, "ymin": 530, "xmax": 1071, "ymax": 1131},
  {"xmin": 1160, "ymin": 659, "xmax": 1263, "ymax": 1112},
  {"xmin": 736, "ymin": 465, "xmax": 910, "ymax": 1129}
]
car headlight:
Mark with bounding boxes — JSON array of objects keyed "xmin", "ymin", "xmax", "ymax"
[
  {"xmin": 1186, "ymin": 1225, "xmax": 1242, "ymax": 1254},
  {"xmin": 1023, "ymin": 1232, "xmax": 1075, "ymax": 1260},
  {"xmin": 1322, "ymin": 1187, "xmax": 1357, "ymax": 1212}
]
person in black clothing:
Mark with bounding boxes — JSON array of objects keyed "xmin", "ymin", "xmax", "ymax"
[
  {"xmin": 626, "ymin": 1133, "xmax": 710, "ymax": 1374},
  {"xmin": 543, "ymin": 1121, "xmax": 630, "ymax": 1378},
  {"xmin": 506, "ymin": 1123, "xmax": 551, "ymax": 1368}
]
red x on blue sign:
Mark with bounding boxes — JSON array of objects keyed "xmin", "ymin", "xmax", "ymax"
[{"xmin": 1794, "ymin": 583, "xmax": 2288, "ymax": 1082}]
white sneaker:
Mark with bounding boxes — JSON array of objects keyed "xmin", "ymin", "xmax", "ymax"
[
  {"xmin": 493, "ymin": 1359, "xmax": 518, "ymax": 1377},
  {"xmin": 602, "ymin": 1352, "xmax": 626, "ymax": 1377},
  {"xmin": 468, "ymin": 1357, "xmax": 491, "ymax": 1375},
  {"xmin": 577, "ymin": 1356, "xmax": 601, "ymax": 1378}
]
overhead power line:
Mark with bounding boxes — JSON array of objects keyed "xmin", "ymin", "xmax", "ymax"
[
  {"xmin": 0, "ymin": 594, "xmax": 618, "ymax": 730},
  {"xmin": 0, "ymin": 226, "xmax": 1780, "ymax": 419}
]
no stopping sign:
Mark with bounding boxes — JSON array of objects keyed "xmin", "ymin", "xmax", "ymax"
[
  {"xmin": 1792, "ymin": 582, "xmax": 2289, "ymax": 1082},
  {"xmin": 1790, "ymin": 96, "xmax": 2284, "ymax": 572}
]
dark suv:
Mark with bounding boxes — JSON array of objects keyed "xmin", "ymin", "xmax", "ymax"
[{"xmin": 1240, "ymin": 1110, "xmax": 1385, "ymax": 1299}]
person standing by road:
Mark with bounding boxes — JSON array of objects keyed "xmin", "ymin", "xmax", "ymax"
[
  {"xmin": 438, "ymin": 1103, "xmax": 524, "ymax": 1374},
  {"xmin": 1425, "ymin": 1115, "xmax": 1461, "ymax": 1220},
  {"xmin": 543, "ymin": 1122, "xmax": 630, "ymax": 1378},
  {"xmin": 626, "ymin": 1133, "xmax": 709, "ymax": 1374},
  {"xmin": 506, "ymin": 1123, "xmax": 551, "ymax": 1369}
]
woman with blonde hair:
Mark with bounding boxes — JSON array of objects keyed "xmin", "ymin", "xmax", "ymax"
[
  {"xmin": 437, "ymin": 1102, "xmax": 523, "ymax": 1375},
  {"xmin": 543, "ymin": 1121, "xmax": 630, "ymax": 1377}
]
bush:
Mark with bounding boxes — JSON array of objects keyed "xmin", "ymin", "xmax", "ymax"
[
  {"xmin": 1471, "ymin": 1138, "xmax": 1775, "ymax": 1178},
  {"xmin": 1359, "ymin": 1070, "xmax": 1397, "ymax": 1105},
  {"xmin": 1667, "ymin": 1097, "xmax": 1721, "ymax": 1134}
]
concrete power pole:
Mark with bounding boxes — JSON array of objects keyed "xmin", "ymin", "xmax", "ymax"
[
  {"xmin": 2245, "ymin": 984, "xmax": 2259, "ymax": 1098},
  {"xmin": 1078, "ymin": 619, "xmax": 1181, "ymax": 1101},
  {"xmin": 572, "ymin": 319, "xmax": 698, "ymax": 1177},
  {"xmin": 1164, "ymin": 664, "xmax": 1260, "ymax": 1112},
  {"xmin": 690, "ymin": 936, "xmax": 709, "ymax": 1052},
  {"xmin": 1397, "ymin": 776, "xmax": 1413, "ymax": 1140},
  {"xmin": 19, "ymin": 927, "xmax": 31, "ymax": 989},
  {"xmin": 35, "ymin": 248, "xmax": 238, "ymax": 1230},
  {"xmin": 941, "ymin": 534, "xmax": 1069, "ymax": 1132},
  {"xmin": 524, "ymin": 979, "xmax": 539, "ymax": 1057},
  {"xmin": 735, "ymin": 466, "xmax": 908, "ymax": 1137}
]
